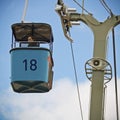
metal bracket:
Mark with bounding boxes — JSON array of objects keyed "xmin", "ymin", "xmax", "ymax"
[
  {"xmin": 55, "ymin": 2, "xmax": 80, "ymax": 42},
  {"xmin": 85, "ymin": 58, "xmax": 112, "ymax": 84}
]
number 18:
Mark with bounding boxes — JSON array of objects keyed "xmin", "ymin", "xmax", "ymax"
[{"xmin": 23, "ymin": 59, "xmax": 37, "ymax": 71}]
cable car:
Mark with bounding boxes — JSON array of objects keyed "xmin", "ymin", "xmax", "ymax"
[{"xmin": 10, "ymin": 23, "xmax": 54, "ymax": 93}]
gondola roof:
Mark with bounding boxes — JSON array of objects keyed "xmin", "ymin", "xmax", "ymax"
[{"xmin": 12, "ymin": 23, "xmax": 53, "ymax": 43}]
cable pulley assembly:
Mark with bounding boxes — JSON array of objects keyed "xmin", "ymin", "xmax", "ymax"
[
  {"xmin": 55, "ymin": 0, "xmax": 80, "ymax": 42},
  {"xmin": 85, "ymin": 58, "xmax": 112, "ymax": 83}
]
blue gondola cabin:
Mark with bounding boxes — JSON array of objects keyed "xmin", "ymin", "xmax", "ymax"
[{"xmin": 10, "ymin": 23, "xmax": 54, "ymax": 93}]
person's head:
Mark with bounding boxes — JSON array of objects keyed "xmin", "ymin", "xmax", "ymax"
[{"xmin": 28, "ymin": 36, "xmax": 34, "ymax": 42}]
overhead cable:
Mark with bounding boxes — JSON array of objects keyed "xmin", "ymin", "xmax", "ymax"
[
  {"xmin": 72, "ymin": 0, "xmax": 91, "ymax": 15},
  {"xmin": 68, "ymin": 30, "xmax": 84, "ymax": 120},
  {"xmin": 70, "ymin": 42, "xmax": 84, "ymax": 120},
  {"xmin": 82, "ymin": 0, "xmax": 84, "ymax": 14},
  {"xmin": 99, "ymin": 0, "xmax": 113, "ymax": 16},
  {"xmin": 112, "ymin": 28, "xmax": 119, "ymax": 120}
]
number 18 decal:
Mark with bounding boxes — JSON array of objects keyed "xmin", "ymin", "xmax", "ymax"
[{"xmin": 23, "ymin": 59, "xmax": 37, "ymax": 71}]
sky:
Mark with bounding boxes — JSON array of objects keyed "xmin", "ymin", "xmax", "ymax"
[{"xmin": 0, "ymin": 0, "xmax": 120, "ymax": 120}]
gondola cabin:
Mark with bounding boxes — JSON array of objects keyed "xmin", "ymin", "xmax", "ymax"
[{"xmin": 10, "ymin": 23, "xmax": 54, "ymax": 93}]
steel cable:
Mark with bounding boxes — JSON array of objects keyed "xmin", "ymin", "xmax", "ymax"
[
  {"xmin": 112, "ymin": 28, "xmax": 119, "ymax": 120},
  {"xmin": 68, "ymin": 29, "xmax": 83, "ymax": 120},
  {"xmin": 70, "ymin": 42, "xmax": 84, "ymax": 120},
  {"xmin": 72, "ymin": 0, "xmax": 91, "ymax": 15}
]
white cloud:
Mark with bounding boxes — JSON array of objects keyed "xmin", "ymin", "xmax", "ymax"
[
  {"xmin": 104, "ymin": 79, "xmax": 120, "ymax": 120},
  {"xmin": 0, "ymin": 78, "xmax": 119, "ymax": 120}
]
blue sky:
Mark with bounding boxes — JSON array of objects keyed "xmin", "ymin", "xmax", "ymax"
[{"xmin": 0, "ymin": 0, "xmax": 120, "ymax": 120}]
